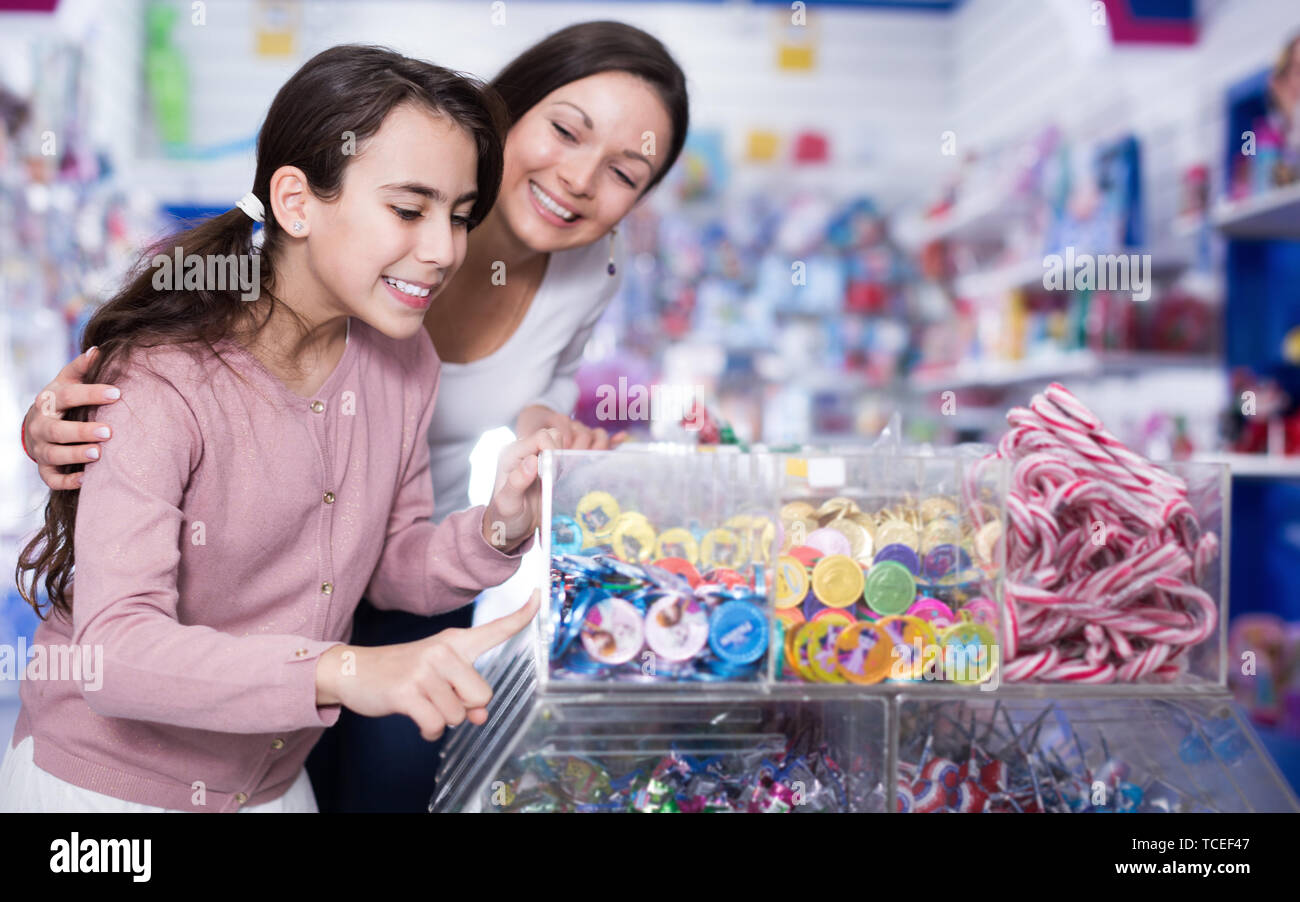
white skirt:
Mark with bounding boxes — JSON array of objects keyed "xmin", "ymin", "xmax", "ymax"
[{"xmin": 0, "ymin": 735, "xmax": 318, "ymax": 813}]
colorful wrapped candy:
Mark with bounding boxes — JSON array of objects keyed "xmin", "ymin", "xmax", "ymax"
[
  {"xmin": 485, "ymin": 733, "xmax": 883, "ymax": 813},
  {"xmin": 774, "ymin": 493, "xmax": 999, "ymax": 685},
  {"xmin": 548, "ymin": 491, "xmax": 776, "ymax": 682}
]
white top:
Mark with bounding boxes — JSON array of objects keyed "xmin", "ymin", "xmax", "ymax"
[
  {"xmin": 428, "ymin": 233, "xmax": 623, "ymax": 521},
  {"xmin": 0, "ymin": 735, "xmax": 317, "ymax": 813}
]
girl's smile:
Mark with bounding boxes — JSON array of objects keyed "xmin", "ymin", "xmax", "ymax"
[{"xmin": 382, "ymin": 274, "xmax": 437, "ymax": 309}]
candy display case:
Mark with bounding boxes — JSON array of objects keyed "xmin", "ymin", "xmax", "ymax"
[
  {"xmin": 539, "ymin": 445, "xmax": 1017, "ymax": 690},
  {"xmin": 769, "ymin": 448, "xmax": 1229, "ymax": 692},
  {"xmin": 434, "ymin": 628, "xmax": 541, "ymax": 813},
  {"xmin": 893, "ymin": 693, "xmax": 1299, "ymax": 813},
  {"xmin": 432, "ymin": 683, "xmax": 891, "ymax": 813},
  {"xmin": 432, "ymin": 671, "xmax": 1298, "ymax": 812},
  {"xmin": 993, "ymin": 458, "xmax": 1229, "ymax": 692},
  {"xmin": 431, "ymin": 442, "xmax": 1278, "ymax": 815},
  {"xmin": 538, "ymin": 444, "xmax": 1227, "ymax": 692},
  {"xmin": 540, "ymin": 448, "xmax": 783, "ymax": 688}
]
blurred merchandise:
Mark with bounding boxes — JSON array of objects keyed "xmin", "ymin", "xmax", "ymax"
[
  {"xmin": 589, "ymin": 169, "xmax": 919, "ymax": 445},
  {"xmin": 1229, "ymin": 614, "xmax": 1300, "ymax": 734},
  {"xmin": 1180, "ymin": 163, "xmax": 1210, "ymax": 218},
  {"xmin": 0, "ymin": 38, "xmax": 161, "ymax": 539},
  {"xmin": 1223, "ymin": 368, "xmax": 1300, "ymax": 456}
]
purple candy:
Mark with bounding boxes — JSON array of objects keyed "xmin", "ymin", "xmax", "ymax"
[
  {"xmin": 874, "ymin": 543, "xmax": 920, "ymax": 574},
  {"xmin": 922, "ymin": 544, "xmax": 971, "ymax": 581},
  {"xmin": 802, "ymin": 587, "xmax": 826, "ymax": 621}
]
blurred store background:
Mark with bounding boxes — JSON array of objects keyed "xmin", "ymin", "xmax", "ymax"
[{"xmin": 2, "ymin": 0, "xmax": 1300, "ymax": 788}]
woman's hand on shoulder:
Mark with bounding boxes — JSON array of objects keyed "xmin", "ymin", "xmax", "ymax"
[{"xmin": 23, "ymin": 347, "xmax": 122, "ymax": 490}]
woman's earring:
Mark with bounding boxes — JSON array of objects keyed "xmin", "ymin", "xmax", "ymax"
[
  {"xmin": 292, "ymin": 221, "xmax": 304, "ymax": 233},
  {"xmin": 607, "ymin": 228, "xmax": 617, "ymax": 276}
]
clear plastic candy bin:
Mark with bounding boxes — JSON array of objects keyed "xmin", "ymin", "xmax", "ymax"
[
  {"xmin": 894, "ymin": 694, "xmax": 1298, "ymax": 812},
  {"xmin": 995, "ymin": 459, "xmax": 1229, "ymax": 690},
  {"xmin": 540, "ymin": 448, "xmax": 782, "ymax": 687},
  {"xmin": 536, "ymin": 447, "xmax": 1228, "ymax": 692},
  {"xmin": 770, "ymin": 451, "xmax": 1009, "ymax": 688},
  {"xmin": 442, "ymin": 693, "xmax": 890, "ymax": 813}
]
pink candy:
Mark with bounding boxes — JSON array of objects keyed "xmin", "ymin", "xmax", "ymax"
[{"xmin": 974, "ymin": 383, "xmax": 1220, "ymax": 684}]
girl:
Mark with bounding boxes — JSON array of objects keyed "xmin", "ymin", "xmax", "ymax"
[
  {"xmin": 2, "ymin": 45, "xmax": 550, "ymax": 813},
  {"xmin": 19, "ymin": 21, "xmax": 691, "ymax": 811}
]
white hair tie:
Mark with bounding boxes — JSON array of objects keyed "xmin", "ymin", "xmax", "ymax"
[{"xmin": 235, "ymin": 192, "xmax": 265, "ymax": 223}]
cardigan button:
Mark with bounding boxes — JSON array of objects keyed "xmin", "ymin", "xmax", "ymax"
[
  {"xmin": 321, "ymin": 582, "xmax": 333, "ymax": 595},
  {"xmin": 323, "ymin": 491, "xmax": 335, "ymax": 504},
  {"xmin": 310, "ymin": 400, "xmax": 325, "ymax": 413},
  {"xmin": 271, "ymin": 738, "xmax": 285, "ymax": 750},
  {"xmin": 235, "ymin": 792, "xmax": 248, "ymax": 805}
]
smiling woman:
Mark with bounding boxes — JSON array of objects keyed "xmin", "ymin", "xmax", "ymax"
[
  {"xmin": 493, "ymin": 71, "xmax": 673, "ymax": 249},
  {"xmin": 422, "ymin": 23, "xmax": 689, "ymax": 492}
]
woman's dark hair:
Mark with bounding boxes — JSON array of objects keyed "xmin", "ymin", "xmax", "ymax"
[
  {"xmin": 490, "ymin": 21, "xmax": 689, "ymax": 195},
  {"xmin": 17, "ymin": 45, "xmax": 507, "ymax": 620}
]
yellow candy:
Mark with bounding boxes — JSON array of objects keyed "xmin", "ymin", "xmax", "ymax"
[
  {"xmin": 775, "ymin": 556, "xmax": 810, "ymax": 610},
  {"xmin": 612, "ymin": 513, "xmax": 657, "ymax": 563},
  {"xmin": 811, "ymin": 554, "xmax": 866, "ymax": 609},
  {"xmin": 654, "ymin": 527, "xmax": 699, "ymax": 565},
  {"xmin": 700, "ymin": 527, "xmax": 742, "ymax": 570},
  {"xmin": 575, "ymin": 491, "xmax": 620, "ymax": 541}
]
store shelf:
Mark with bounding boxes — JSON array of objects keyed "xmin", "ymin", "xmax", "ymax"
[
  {"xmin": 907, "ymin": 350, "xmax": 1219, "ymax": 392},
  {"xmin": 895, "ymin": 191, "xmax": 1033, "ymax": 249},
  {"xmin": 1194, "ymin": 452, "xmax": 1300, "ymax": 479},
  {"xmin": 1210, "ymin": 181, "xmax": 1300, "ymax": 240},
  {"xmin": 951, "ymin": 258, "xmax": 1044, "ymax": 298},
  {"xmin": 782, "ymin": 366, "xmax": 881, "ymax": 392},
  {"xmin": 951, "ymin": 247, "xmax": 1193, "ymax": 300}
]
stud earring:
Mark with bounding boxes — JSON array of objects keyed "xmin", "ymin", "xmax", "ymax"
[
  {"xmin": 607, "ymin": 228, "xmax": 617, "ymax": 276},
  {"xmin": 292, "ymin": 221, "xmax": 304, "ymax": 233}
]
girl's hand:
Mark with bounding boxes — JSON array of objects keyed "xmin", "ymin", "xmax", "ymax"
[
  {"xmin": 480, "ymin": 427, "xmax": 561, "ymax": 552},
  {"xmin": 23, "ymin": 347, "xmax": 122, "ymax": 490},
  {"xmin": 317, "ymin": 591, "xmax": 539, "ymax": 740},
  {"xmin": 514, "ymin": 404, "xmax": 629, "ymax": 451}
]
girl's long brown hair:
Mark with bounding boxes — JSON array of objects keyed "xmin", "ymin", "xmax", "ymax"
[{"xmin": 17, "ymin": 45, "xmax": 506, "ymax": 621}]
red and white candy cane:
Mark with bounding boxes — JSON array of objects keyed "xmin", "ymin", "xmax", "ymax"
[
  {"xmin": 1047, "ymin": 382, "xmax": 1188, "ymax": 499},
  {"xmin": 987, "ymin": 383, "xmax": 1219, "ymax": 683},
  {"xmin": 1010, "ymin": 409, "xmax": 1164, "ymax": 529},
  {"xmin": 1193, "ymin": 533, "xmax": 1219, "ymax": 585}
]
